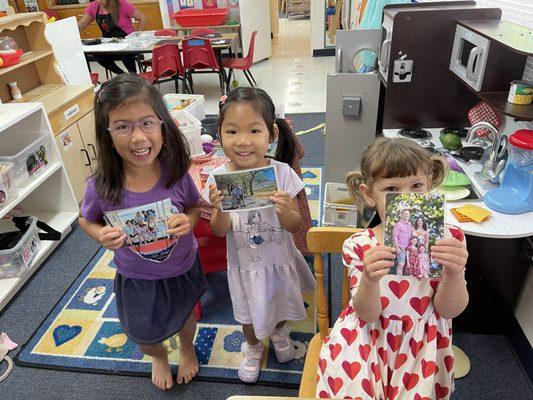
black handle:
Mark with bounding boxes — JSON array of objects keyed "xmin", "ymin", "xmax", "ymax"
[
  {"xmin": 81, "ymin": 149, "xmax": 91, "ymax": 166},
  {"xmin": 88, "ymin": 143, "xmax": 97, "ymax": 160}
]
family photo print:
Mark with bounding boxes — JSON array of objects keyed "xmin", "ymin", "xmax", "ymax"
[
  {"xmin": 104, "ymin": 198, "xmax": 178, "ymax": 262},
  {"xmin": 384, "ymin": 192, "xmax": 446, "ymax": 279},
  {"xmin": 214, "ymin": 166, "xmax": 279, "ymax": 212}
]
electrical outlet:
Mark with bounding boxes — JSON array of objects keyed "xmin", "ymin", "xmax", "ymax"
[{"xmin": 393, "ymin": 59, "xmax": 413, "ymax": 83}]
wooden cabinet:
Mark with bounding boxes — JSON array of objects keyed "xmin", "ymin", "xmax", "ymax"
[
  {"xmin": 54, "ymin": 111, "xmax": 96, "ymax": 202},
  {"xmin": 51, "ymin": 0, "xmax": 164, "ymax": 39},
  {"xmin": 55, "ymin": 124, "xmax": 90, "ymax": 202}
]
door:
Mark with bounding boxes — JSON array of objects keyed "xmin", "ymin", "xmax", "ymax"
[
  {"xmin": 55, "ymin": 124, "xmax": 92, "ymax": 203},
  {"xmin": 239, "ymin": 0, "xmax": 272, "ymax": 62},
  {"xmin": 77, "ymin": 111, "xmax": 97, "ymax": 168}
]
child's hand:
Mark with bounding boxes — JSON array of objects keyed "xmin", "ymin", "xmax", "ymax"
[
  {"xmin": 208, "ymin": 184, "xmax": 223, "ymax": 209},
  {"xmin": 362, "ymin": 245, "xmax": 396, "ymax": 281},
  {"xmin": 270, "ymin": 191, "xmax": 292, "ymax": 215},
  {"xmin": 98, "ymin": 226, "xmax": 125, "ymax": 250},
  {"xmin": 431, "ymin": 227, "xmax": 468, "ymax": 276},
  {"xmin": 167, "ymin": 213, "xmax": 191, "ymax": 237}
]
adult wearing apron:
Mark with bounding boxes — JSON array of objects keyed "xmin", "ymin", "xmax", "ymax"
[{"xmin": 78, "ymin": 0, "xmax": 146, "ymax": 74}]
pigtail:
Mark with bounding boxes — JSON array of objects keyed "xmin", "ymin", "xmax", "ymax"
[
  {"xmin": 429, "ymin": 155, "xmax": 448, "ymax": 188},
  {"xmin": 274, "ymin": 117, "xmax": 297, "ymax": 165},
  {"xmin": 345, "ymin": 170, "xmax": 367, "ymax": 213}
]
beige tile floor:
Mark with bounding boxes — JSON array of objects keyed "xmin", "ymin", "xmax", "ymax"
[{"xmin": 90, "ymin": 18, "xmax": 333, "ymax": 115}]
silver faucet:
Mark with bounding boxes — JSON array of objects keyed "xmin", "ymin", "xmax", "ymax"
[{"xmin": 466, "ymin": 122, "xmax": 507, "ymax": 182}]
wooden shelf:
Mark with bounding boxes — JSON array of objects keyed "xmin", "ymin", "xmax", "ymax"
[
  {"xmin": 458, "ymin": 19, "xmax": 533, "ymax": 56},
  {"xmin": 478, "ymin": 92, "xmax": 533, "ymax": 121},
  {"xmin": 8, "ymin": 84, "xmax": 63, "ymax": 104},
  {"xmin": 0, "ymin": 50, "xmax": 54, "ymax": 76},
  {"xmin": 450, "ymin": 69, "xmax": 533, "ymax": 121}
]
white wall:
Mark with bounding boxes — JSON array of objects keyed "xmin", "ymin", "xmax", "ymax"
[{"xmin": 311, "ymin": 0, "xmax": 326, "ymax": 52}]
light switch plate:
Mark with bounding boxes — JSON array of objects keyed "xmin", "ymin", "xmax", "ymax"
[{"xmin": 393, "ymin": 59, "xmax": 413, "ymax": 83}]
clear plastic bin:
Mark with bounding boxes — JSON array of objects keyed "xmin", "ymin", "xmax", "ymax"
[
  {"xmin": 164, "ymin": 93, "xmax": 206, "ymax": 122},
  {"xmin": 0, "ymin": 135, "xmax": 52, "ymax": 188},
  {"xmin": 125, "ymin": 31, "xmax": 155, "ymax": 49},
  {"xmin": 322, "ymin": 182, "xmax": 358, "ymax": 227},
  {"xmin": 0, "ymin": 162, "xmax": 18, "ymax": 211},
  {"xmin": 0, "ymin": 217, "xmax": 41, "ymax": 279},
  {"xmin": 171, "ymin": 110, "xmax": 204, "ymax": 157}
]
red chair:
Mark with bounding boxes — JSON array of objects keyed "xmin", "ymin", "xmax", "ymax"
[
  {"xmin": 182, "ymin": 37, "xmax": 226, "ymax": 94},
  {"xmin": 138, "ymin": 44, "xmax": 186, "ymax": 93},
  {"xmin": 193, "ymin": 217, "xmax": 227, "ymax": 320},
  {"xmin": 139, "ymin": 29, "xmax": 178, "ymax": 72},
  {"xmin": 222, "ymin": 30, "xmax": 257, "ymax": 88},
  {"xmin": 190, "ymin": 28, "xmax": 216, "ymax": 36}
]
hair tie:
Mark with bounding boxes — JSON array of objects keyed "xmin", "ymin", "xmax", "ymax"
[{"xmin": 219, "ymin": 95, "xmax": 228, "ymax": 108}]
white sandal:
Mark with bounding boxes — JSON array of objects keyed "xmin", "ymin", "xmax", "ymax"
[{"xmin": 0, "ymin": 342, "xmax": 13, "ymax": 383}]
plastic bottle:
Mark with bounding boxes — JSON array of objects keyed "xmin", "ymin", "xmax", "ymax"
[{"xmin": 8, "ymin": 82, "xmax": 22, "ymax": 100}]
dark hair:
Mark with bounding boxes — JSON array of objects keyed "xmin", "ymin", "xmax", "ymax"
[
  {"xmin": 217, "ymin": 87, "xmax": 297, "ymax": 164},
  {"xmin": 93, "ymin": 74, "xmax": 190, "ymax": 204},
  {"xmin": 416, "ymin": 215, "xmax": 427, "ymax": 231}
]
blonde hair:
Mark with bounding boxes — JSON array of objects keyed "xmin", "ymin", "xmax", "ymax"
[{"xmin": 346, "ymin": 137, "xmax": 448, "ymax": 212}]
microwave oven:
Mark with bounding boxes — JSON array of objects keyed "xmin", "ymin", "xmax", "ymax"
[
  {"xmin": 449, "ymin": 21, "xmax": 528, "ymax": 93},
  {"xmin": 449, "ymin": 25, "xmax": 490, "ymax": 91}
]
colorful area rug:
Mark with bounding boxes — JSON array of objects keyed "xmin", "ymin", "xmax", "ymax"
[{"xmin": 16, "ymin": 168, "xmax": 322, "ymax": 387}]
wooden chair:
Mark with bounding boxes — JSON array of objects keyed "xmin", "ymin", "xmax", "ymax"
[
  {"xmin": 300, "ymin": 226, "xmax": 358, "ymax": 397},
  {"xmin": 299, "ymin": 227, "xmax": 471, "ymax": 397}
]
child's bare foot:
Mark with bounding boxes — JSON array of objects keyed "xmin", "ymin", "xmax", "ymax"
[
  {"xmin": 177, "ymin": 343, "xmax": 199, "ymax": 384},
  {"xmin": 152, "ymin": 353, "xmax": 173, "ymax": 390}
]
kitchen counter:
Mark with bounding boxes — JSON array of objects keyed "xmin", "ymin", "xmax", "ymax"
[{"xmin": 383, "ymin": 129, "xmax": 533, "ymax": 239}]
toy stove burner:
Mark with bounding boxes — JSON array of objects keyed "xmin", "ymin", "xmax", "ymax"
[
  {"xmin": 398, "ymin": 128, "xmax": 431, "ymax": 140},
  {"xmin": 440, "ymin": 127, "xmax": 468, "ymax": 137},
  {"xmin": 457, "ymin": 146, "xmax": 484, "ymax": 161}
]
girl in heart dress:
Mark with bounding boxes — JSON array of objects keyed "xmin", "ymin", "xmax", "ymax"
[{"xmin": 316, "ymin": 137, "xmax": 469, "ymax": 400}]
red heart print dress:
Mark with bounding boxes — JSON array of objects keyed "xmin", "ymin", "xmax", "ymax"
[{"xmin": 316, "ymin": 229, "xmax": 455, "ymax": 400}]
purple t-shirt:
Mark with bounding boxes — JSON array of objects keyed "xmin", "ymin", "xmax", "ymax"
[
  {"xmin": 81, "ymin": 168, "xmax": 200, "ymax": 280},
  {"xmin": 85, "ymin": 0, "xmax": 136, "ymax": 35}
]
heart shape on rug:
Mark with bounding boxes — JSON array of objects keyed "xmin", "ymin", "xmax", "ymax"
[{"xmin": 53, "ymin": 325, "xmax": 82, "ymax": 347}]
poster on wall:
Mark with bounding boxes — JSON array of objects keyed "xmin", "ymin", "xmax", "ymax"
[
  {"xmin": 202, "ymin": 0, "xmax": 217, "ymax": 8},
  {"xmin": 179, "ymin": 0, "xmax": 195, "ymax": 8}
]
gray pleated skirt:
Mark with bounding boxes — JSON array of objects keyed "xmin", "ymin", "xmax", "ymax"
[{"xmin": 114, "ymin": 256, "xmax": 207, "ymax": 345}]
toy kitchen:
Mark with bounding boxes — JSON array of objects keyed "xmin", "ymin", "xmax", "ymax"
[{"xmin": 325, "ymin": 0, "xmax": 533, "ymax": 371}]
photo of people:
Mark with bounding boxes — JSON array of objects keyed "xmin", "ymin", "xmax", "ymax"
[
  {"xmin": 384, "ymin": 192, "xmax": 445, "ymax": 279},
  {"xmin": 25, "ymin": 145, "xmax": 49, "ymax": 178},
  {"xmin": 214, "ymin": 165, "xmax": 279, "ymax": 212},
  {"xmin": 104, "ymin": 199, "xmax": 177, "ymax": 262}
]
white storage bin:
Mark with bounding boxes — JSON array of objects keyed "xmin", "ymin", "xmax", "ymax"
[
  {"xmin": 171, "ymin": 110, "xmax": 204, "ymax": 157},
  {"xmin": 0, "ymin": 135, "xmax": 52, "ymax": 188},
  {"xmin": 164, "ymin": 93, "xmax": 206, "ymax": 122},
  {"xmin": 0, "ymin": 162, "xmax": 18, "ymax": 211},
  {"xmin": 322, "ymin": 182, "xmax": 358, "ymax": 228},
  {"xmin": 0, "ymin": 217, "xmax": 41, "ymax": 279}
]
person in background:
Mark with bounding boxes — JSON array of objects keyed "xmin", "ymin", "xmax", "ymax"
[{"xmin": 77, "ymin": 0, "xmax": 146, "ymax": 74}]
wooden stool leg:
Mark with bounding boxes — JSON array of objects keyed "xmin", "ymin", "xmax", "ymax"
[{"xmin": 453, "ymin": 345, "xmax": 471, "ymax": 379}]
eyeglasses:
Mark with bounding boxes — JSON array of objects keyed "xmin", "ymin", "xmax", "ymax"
[{"xmin": 107, "ymin": 117, "xmax": 163, "ymax": 136}]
